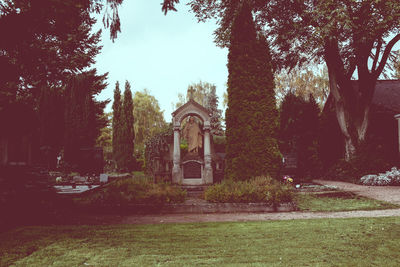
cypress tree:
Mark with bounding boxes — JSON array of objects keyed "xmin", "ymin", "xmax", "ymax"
[
  {"xmin": 225, "ymin": 2, "xmax": 281, "ymax": 180},
  {"xmin": 120, "ymin": 81, "xmax": 135, "ymax": 171},
  {"xmin": 112, "ymin": 81, "xmax": 123, "ymax": 169}
]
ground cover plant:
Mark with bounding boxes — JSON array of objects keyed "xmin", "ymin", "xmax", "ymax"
[
  {"xmin": 294, "ymin": 191, "xmax": 399, "ymax": 212},
  {"xmin": 204, "ymin": 176, "xmax": 293, "ymax": 206},
  {"xmin": 2, "ymin": 217, "xmax": 400, "ymax": 266},
  {"xmin": 75, "ymin": 176, "xmax": 186, "ymax": 206}
]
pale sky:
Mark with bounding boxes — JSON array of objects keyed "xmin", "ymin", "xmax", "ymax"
[{"xmin": 93, "ymin": 1, "xmax": 228, "ymax": 122}]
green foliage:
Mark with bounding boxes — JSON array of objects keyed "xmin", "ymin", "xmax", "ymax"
[
  {"xmin": 275, "ymin": 65, "xmax": 329, "ymax": 108},
  {"xmin": 324, "ymin": 142, "xmax": 392, "ymax": 182},
  {"xmin": 112, "ymin": 82, "xmax": 123, "ymax": 169},
  {"xmin": 225, "ymin": 2, "xmax": 281, "ymax": 181},
  {"xmin": 204, "ymin": 176, "xmax": 293, "ymax": 206},
  {"xmin": 64, "ymin": 70, "xmax": 109, "ymax": 168},
  {"xmin": 279, "ymin": 93, "xmax": 321, "ymax": 179},
  {"xmin": 144, "ymin": 124, "xmax": 173, "ymax": 177},
  {"xmin": 80, "ymin": 177, "xmax": 186, "ymax": 206},
  {"xmin": 118, "ymin": 81, "xmax": 135, "ymax": 171},
  {"xmin": 133, "ymin": 89, "xmax": 167, "ymax": 161}
]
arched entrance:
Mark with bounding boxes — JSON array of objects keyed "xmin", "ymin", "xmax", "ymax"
[{"xmin": 171, "ymin": 99, "xmax": 213, "ymax": 185}]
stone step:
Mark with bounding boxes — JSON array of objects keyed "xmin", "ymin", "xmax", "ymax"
[{"xmin": 180, "ymin": 185, "xmax": 208, "ymax": 199}]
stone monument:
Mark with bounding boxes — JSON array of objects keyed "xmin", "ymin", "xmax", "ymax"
[{"xmin": 171, "ymin": 89, "xmax": 213, "ymax": 185}]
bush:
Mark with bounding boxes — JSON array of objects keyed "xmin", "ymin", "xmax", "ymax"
[
  {"xmin": 80, "ymin": 177, "xmax": 186, "ymax": 206},
  {"xmin": 204, "ymin": 176, "xmax": 293, "ymax": 206},
  {"xmin": 324, "ymin": 142, "xmax": 392, "ymax": 182},
  {"xmin": 360, "ymin": 167, "xmax": 400, "ymax": 186}
]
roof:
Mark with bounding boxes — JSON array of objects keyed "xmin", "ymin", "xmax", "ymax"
[
  {"xmin": 172, "ymin": 99, "xmax": 210, "ymax": 117},
  {"xmin": 371, "ymin": 80, "xmax": 400, "ymax": 113},
  {"xmin": 324, "ymin": 80, "xmax": 400, "ymax": 114}
]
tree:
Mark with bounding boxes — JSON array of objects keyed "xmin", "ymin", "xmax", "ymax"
[
  {"xmin": 119, "ymin": 80, "xmax": 135, "ymax": 171},
  {"xmin": 261, "ymin": 0, "xmax": 400, "ymax": 160},
  {"xmin": 279, "ymin": 93, "xmax": 321, "ymax": 179},
  {"xmin": 64, "ymin": 70, "xmax": 109, "ymax": 167},
  {"xmin": 225, "ymin": 2, "xmax": 280, "ymax": 181},
  {"xmin": 275, "ymin": 66, "xmax": 329, "ymax": 108},
  {"xmin": 96, "ymin": 112, "xmax": 112, "ymax": 161},
  {"xmin": 173, "ymin": 81, "xmax": 215, "ymax": 109},
  {"xmin": 164, "ymin": 0, "xmax": 400, "ymax": 161},
  {"xmin": 133, "ymin": 89, "xmax": 166, "ymax": 155},
  {"xmin": 204, "ymin": 85, "xmax": 224, "ymax": 136},
  {"xmin": 112, "ymin": 81, "xmax": 123, "ymax": 167}
]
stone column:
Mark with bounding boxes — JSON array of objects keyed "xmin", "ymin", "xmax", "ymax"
[
  {"xmin": 395, "ymin": 114, "xmax": 400, "ymax": 158},
  {"xmin": 172, "ymin": 125, "xmax": 181, "ymax": 184},
  {"xmin": 203, "ymin": 122, "xmax": 213, "ymax": 184}
]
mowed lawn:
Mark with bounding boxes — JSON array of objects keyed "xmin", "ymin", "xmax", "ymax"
[{"xmin": 2, "ymin": 217, "xmax": 400, "ymax": 266}]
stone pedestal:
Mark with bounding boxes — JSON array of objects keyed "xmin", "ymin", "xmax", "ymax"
[{"xmin": 172, "ymin": 126, "xmax": 182, "ymax": 184}]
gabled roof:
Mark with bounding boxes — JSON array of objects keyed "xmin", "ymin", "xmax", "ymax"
[
  {"xmin": 172, "ymin": 99, "xmax": 211, "ymax": 124},
  {"xmin": 172, "ymin": 99, "xmax": 210, "ymax": 117}
]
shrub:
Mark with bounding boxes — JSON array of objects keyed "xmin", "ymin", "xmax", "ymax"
[
  {"xmin": 80, "ymin": 177, "xmax": 186, "ymax": 206},
  {"xmin": 360, "ymin": 167, "xmax": 400, "ymax": 186},
  {"xmin": 204, "ymin": 176, "xmax": 293, "ymax": 206}
]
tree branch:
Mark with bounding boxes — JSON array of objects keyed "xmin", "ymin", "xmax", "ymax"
[
  {"xmin": 371, "ymin": 38, "xmax": 382, "ymax": 72},
  {"xmin": 374, "ymin": 33, "xmax": 400, "ymax": 78}
]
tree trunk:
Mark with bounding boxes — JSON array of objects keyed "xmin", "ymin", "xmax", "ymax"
[{"xmin": 326, "ymin": 63, "xmax": 372, "ymax": 161}]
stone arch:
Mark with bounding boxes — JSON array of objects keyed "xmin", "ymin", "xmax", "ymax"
[{"xmin": 171, "ymin": 99, "xmax": 213, "ymax": 185}]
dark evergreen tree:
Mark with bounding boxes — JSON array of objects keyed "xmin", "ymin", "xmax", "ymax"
[
  {"xmin": 225, "ymin": 2, "xmax": 281, "ymax": 181},
  {"xmin": 112, "ymin": 81, "xmax": 123, "ymax": 169},
  {"xmin": 279, "ymin": 93, "xmax": 321, "ymax": 179},
  {"xmin": 120, "ymin": 81, "xmax": 135, "ymax": 171},
  {"xmin": 64, "ymin": 70, "xmax": 108, "ymax": 168}
]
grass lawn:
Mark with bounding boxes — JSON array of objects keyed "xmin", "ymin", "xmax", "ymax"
[
  {"xmin": 2, "ymin": 217, "xmax": 400, "ymax": 266},
  {"xmin": 294, "ymin": 191, "xmax": 399, "ymax": 212}
]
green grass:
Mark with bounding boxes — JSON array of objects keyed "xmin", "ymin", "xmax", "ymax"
[
  {"xmin": 1, "ymin": 217, "xmax": 400, "ymax": 266},
  {"xmin": 295, "ymin": 191, "xmax": 399, "ymax": 212}
]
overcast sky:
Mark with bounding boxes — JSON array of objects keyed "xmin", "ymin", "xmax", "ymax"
[{"xmin": 93, "ymin": 1, "xmax": 228, "ymax": 122}]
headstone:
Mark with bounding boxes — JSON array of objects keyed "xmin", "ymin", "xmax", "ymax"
[
  {"xmin": 183, "ymin": 161, "xmax": 202, "ymax": 178},
  {"xmin": 100, "ymin": 173, "xmax": 108, "ymax": 183}
]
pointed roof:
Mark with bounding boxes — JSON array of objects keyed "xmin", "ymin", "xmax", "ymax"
[{"xmin": 172, "ymin": 99, "xmax": 211, "ymax": 124}]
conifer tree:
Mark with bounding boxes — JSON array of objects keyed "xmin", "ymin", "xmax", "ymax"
[
  {"xmin": 112, "ymin": 81, "xmax": 123, "ymax": 168},
  {"xmin": 64, "ymin": 70, "xmax": 108, "ymax": 168},
  {"xmin": 225, "ymin": 2, "xmax": 281, "ymax": 180},
  {"xmin": 205, "ymin": 85, "xmax": 224, "ymax": 136},
  {"xmin": 120, "ymin": 81, "xmax": 135, "ymax": 171}
]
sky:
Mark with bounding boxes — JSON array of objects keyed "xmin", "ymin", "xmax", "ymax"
[{"xmin": 93, "ymin": 1, "xmax": 228, "ymax": 122}]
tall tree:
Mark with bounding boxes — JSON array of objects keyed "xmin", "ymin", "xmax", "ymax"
[
  {"xmin": 133, "ymin": 89, "xmax": 166, "ymax": 154},
  {"xmin": 64, "ymin": 70, "xmax": 108, "ymax": 167},
  {"xmin": 119, "ymin": 80, "xmax": 135, "ymax": 171},
  {"xmin": 164, "ymin": 0, "xmax": 400, "ymax": 160},
  {"xmin": 204, "ymin": 85, "xmax": 224, "ymax": 136},
  {"xmin": 112, "ymin": 81, "xmax": 123, "ymax": 169},
  {"xmin": 225, "ymin": 2, "xmax": 280, "ymax": 180}
]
